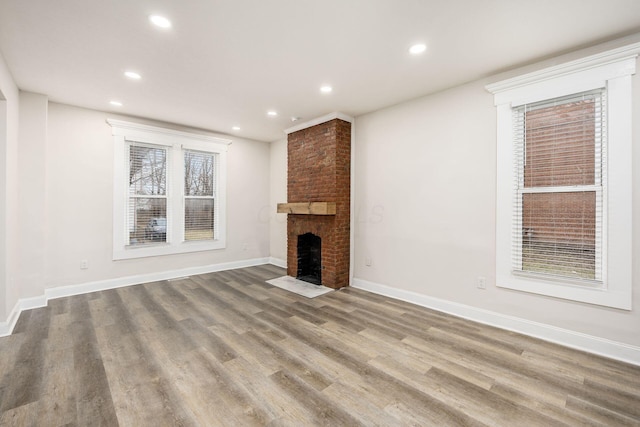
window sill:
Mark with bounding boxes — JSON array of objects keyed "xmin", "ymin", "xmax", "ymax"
[
  {"xmin": 113, "ymin": 239, "xmax": 226, "ymax": 260},
  {"xmin": 497, "ymin": 271, "xmax": 630, "ymax": 310}
]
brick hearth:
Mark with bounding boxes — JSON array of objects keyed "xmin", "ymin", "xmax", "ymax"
[{"xmin": 283, "ymin": 116, "xmax": 351, "ymax": 289}]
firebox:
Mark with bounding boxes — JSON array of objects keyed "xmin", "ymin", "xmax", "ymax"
[{"xmin": 297, "ymin": 233, "xmax": 322, "ymax": 285}]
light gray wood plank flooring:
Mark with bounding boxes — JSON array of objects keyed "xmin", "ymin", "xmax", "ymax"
[{"xmin": 1, "ymin": 265, "xmax": 639, "ymax": 426}]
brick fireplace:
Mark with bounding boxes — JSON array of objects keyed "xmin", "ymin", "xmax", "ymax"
[{"xmin": 277, "ymin": 115, "xmax": 352, "ymax": 289}]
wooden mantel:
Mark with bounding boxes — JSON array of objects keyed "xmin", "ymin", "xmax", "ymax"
[{"xmin": 277, "ymin": 202, "xmax": 336, "ymax": 215}]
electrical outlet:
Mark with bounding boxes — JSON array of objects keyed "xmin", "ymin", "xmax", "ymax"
[
  {"xmin": 477, "ymin": 276, "xmax": 486, "ymax": 289},
  {"xmin": 80, "ymin": 260, "xmax": 89, "ymax": 270},
  {"xmin": 365, "ymin": 257, "xmax": 372, "ymax": 266},
  {"xmin": 242, "ymin": 243, "xmax": 248, "ymax": 251}
]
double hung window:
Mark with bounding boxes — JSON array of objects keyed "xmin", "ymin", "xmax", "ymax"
[
  {"xmin": 127, "ymin": 143, "xmax": 168, "ymax": 244},
  {"xmin": 110, "ymin": 120, "xmax": 230, "ymax": 259},
  {"xmin": 183, "ymin": 150, "xmax": 217, "ymax": 242},
  {"xmin": 513, "ymin": 89, "xmax": 605, "ymax": 283},
  {"xmin": 487, "ymin": 45, "xmax": 636, "ymax": 309}
]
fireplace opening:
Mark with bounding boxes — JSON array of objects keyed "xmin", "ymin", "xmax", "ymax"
[{"xmin": 297, "ymin": 232, "xmax": 322, "ymax": 285}]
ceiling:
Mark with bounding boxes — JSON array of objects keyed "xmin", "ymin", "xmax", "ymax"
[{"xmin": 1, "ymin": 0, "xmax": 640, "ymax": 142}]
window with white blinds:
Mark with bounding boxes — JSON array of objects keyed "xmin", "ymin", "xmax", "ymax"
[
  {"xmin": 109, "ymin": 120, "xmax": 230, "ymax": 260},
  {"xmin": 512, "ymin": 90, "xmax": 605, "ymax": 284},
  {"xmin": 127, "ymin": 143, "xmax": 168, "ymax": 246},
  {"xmin": 487, "ymin": 44, "xmax": 635, "ymax": 309},
  {"xmin": 184, "ymin": 150, "xmax": 217, "ymax": 241}
]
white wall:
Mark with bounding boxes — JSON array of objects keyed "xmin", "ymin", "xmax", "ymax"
[
  {"xmin": 39, "ymin": 102, "xmax": 271, "ymax": 291},
  {"xmin": 352, "ymin": 66, "xmax": 640, "ymax": 349},
  {"xmin": 269, "ymin": 138, "xmax": 287, "ymax": 264},
  {"xmin": 0, "ymin": 51, "xmax": 19, "ymax": 320},
  {"xmin": 18, "ymin": 91, "xmax": 48, "ymax": 300}
]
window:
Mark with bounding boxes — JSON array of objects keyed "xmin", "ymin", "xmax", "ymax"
[
  {"xmin": 487, "ymin": 44, "xmax": 637, "ymax": 309},
  {"xmin": 109, "ymin": 120, "xmax": 230, "ymax": 259},
  {"xmin": 514, "ymin": 90, "xmax": 605, "ymax": 283},
  {"xmin": 184, "ymin": 150, "xmax": 217, "ymax": 241},
  {"xmin": 127, "ymin": 143, "xmax": 168, "ymax": 245}
]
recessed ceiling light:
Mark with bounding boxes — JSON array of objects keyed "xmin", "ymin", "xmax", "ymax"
[
  {"xmin": 232, "ymin": 126, "xmax": 241, "ymax": 131},
  {"xmin": 124, "ymin": 71, "xmax": 141, "ymax": 80},
  {"xmin": 409, "ymin": 43, "xmax": 427, "ymax": 55},
  {"xmin": 320, "ymin": 85, "xmax": 333, "ymax": 94},
  {"xmin": 109, "ymin": 100, "xmax": 123, "ymax": 107},
  {"xmin": 267, "ymin": 111, "xmax": 278, "ymax": 117},
  {"xmin": 149, "ymin": 15, "xmax": 172, "ymax": 29}
]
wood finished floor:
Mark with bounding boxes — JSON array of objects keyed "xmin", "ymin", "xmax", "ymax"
[{"xmin": 1, "ymin": 265, "xmax": 639, "ymax": 426}]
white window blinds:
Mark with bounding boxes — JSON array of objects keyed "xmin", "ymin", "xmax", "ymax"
[
  {"xmin": 184, "ymin": 150, "xmax": 217, "ymax": 241},
  {"xmin": 512, "ymin": 89, "xmax": 605, "ymax": 283},
  {"xmin": 126, "ymin": 143, "xmax": 168, "ymax": 246}
]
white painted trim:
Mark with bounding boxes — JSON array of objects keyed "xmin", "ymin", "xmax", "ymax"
[
  {"xmin": 352, "ymin": 277, "xmax": 640, "ymax": 366},
  {"xmin": 0, "ymin": 257, "xmax": 271, "ymax": 337},
  {"xmin": 485, "ymin": 42, "xmax": 640, "ymax": 95},
  {"xmin": 284, "ymin": 112, "xmax": 354, "ymax": 135},
  {"xmin": 269, "ymin": 257, "xmax": 286, "ymax": 268},
  {"xmin": 107, "ymin": 119, "xmax": 232, "ymax": 146},
  {"xmin": 0, "ymin": 295, "xmax": 48, "ymax": 336},
  {"xmin": 349, "ymin": 118, "xmax": 355, "ymax": 286},
  {"xmin": 0, "ymin": 304, "xmax": 20, "ymax": 336}
]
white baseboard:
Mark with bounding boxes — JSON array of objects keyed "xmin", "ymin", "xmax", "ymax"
[
  {"xmin": 0, "ymin": 305, "xmax": 19, "ymax": 337},
  {"xmin": 0, "ymin": 294, "xmax": 48, "ymax": 336},
  {"xmin": 0, "ymin": 257, "xmax": 271, "ymax": 337},
  {"xmin": 352, "ymin": 277, "xmax": 640, "ymax": 366},
  {"xmin": 268, "ymin": 257, "xmax": 286, "ymax": 268}
]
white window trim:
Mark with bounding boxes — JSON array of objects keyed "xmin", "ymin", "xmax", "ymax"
[
  {"xmin": 108, "ymin": 119, "xmax": 231, "ymax": 260},
  {"xmin": 486, "ymin": 43, "xmax": 638, "ymax": 310}
]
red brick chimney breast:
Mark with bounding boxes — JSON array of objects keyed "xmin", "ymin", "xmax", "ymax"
[{"xmin": 284, "ymin": 118, "xmax": 351, "ymax": 289}]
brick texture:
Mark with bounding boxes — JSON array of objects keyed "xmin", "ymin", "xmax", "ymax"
[
  {"xmin": 523, "ymin": 99, "xmax": 596, "ymax": 246},
  {"xmin": 286, "ymin": 119, "xmax": 351, "ymax": 289}
]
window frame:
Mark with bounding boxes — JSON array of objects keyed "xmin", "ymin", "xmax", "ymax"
[
  {"xmin": 109, "ymin": 119, "xmax": 230, "ymax": 260},
  {"xmin": 487, "ymin": 45, "xmax": 637, "ymax": 310}
]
